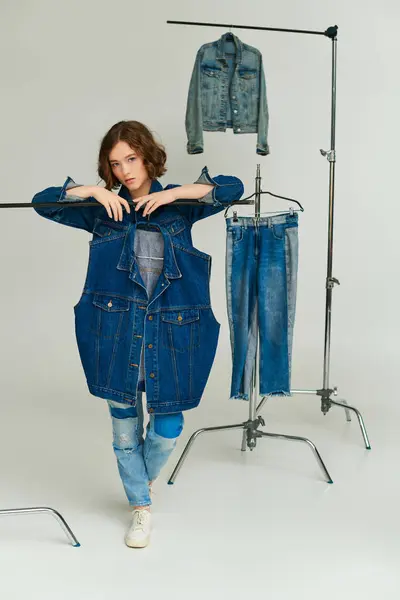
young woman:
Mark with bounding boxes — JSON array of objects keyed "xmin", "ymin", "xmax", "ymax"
[{"xmin": 32, "ymin": 120, "xmax": 244, "ymax": 548}]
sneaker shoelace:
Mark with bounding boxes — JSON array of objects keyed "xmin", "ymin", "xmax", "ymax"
[{"xmin": 134, "ymin": 510, "xmax": 149, "ymax": 530}]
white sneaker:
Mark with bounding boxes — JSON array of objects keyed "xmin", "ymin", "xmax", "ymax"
[{"xmin": 125, "ymin": 509, "xmax": 152, "ymax": 548}]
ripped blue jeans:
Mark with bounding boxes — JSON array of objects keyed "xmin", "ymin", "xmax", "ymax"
[{"xmin": 107, "ymin": 392, "xmax": 184, "ymax": 507}]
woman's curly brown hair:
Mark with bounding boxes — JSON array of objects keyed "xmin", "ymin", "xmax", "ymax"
[{"xmin": 97, "ymin": 121, "xmax": 167, "ymax": 190}]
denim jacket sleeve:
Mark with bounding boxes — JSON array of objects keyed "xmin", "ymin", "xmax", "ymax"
[
  {"xmin": 256, "ymin": 54, "xmax": 270, "ymax": 156},
  {"xmin": 31, "ymin": 176, "xmax": 102, "ymax": 233},
  {"xmin": 166, "ymin": 166, "xmax": 244, "ymax": 225},
  {"xmin": 185, "ymin": 49, "xmax": 205, "ymax": 155}
]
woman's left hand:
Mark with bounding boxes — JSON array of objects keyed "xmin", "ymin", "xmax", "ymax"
[{"xmin": 134, "ymin": 189, "xmax": 177, "ymax": 217}]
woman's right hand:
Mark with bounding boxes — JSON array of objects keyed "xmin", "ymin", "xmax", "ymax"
[{"xmin": 67, "ymin": 186, "xmax": 131, "ymax": 221}]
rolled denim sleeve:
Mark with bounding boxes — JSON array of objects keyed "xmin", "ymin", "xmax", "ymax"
[
  {"xmin": 171, "ymin": 166, "xmax": 244, "ymax": 225},
  {"xmin": 193, "ymin": 166, "xmax": 244, "ymax": 206},
  {"xmin": 185, "ymin": 49, "xmax": 205, "ymax": 155},
  {"xmin": 256, "ymin": 54, "xmax": 270, "ymax": 156},
  {"xmin": 31, "ymin": 176, "xmax": 101, "ymax": 233}
]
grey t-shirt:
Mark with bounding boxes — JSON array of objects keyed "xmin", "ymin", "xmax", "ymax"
[{"xmin": 134, "ymin": 227, "xmax": 165, "ymax": 391}]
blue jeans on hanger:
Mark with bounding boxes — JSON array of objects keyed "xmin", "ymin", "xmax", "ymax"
[
  {"xmin": 225, "ymin": 213, "xmax": 299, "ymax": 399},
  {"xmin": 107, "ymin": 392, "xmax": 184, "ymax": 507}
]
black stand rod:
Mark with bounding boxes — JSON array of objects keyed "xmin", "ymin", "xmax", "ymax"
[{"xmin": 0, "ymin": 199, "xmax": 255, "ymax": 209}]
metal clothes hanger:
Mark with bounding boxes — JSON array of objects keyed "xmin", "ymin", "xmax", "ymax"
[
  {"xmin": 224, "ymin": 190, "xmax": 305, "ymax": 220},
  {"xmin": 136, "ymin": 256, "xmax": 164, "ymax": 261},
  {"xmin": 225, "ymin": 24, "xmax": 234, "ymax": 39}
]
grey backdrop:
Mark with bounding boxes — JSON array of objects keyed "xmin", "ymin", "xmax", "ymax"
[{"xmin": 1, "ymin": 1, "xmax": 399, "ymax": 598}]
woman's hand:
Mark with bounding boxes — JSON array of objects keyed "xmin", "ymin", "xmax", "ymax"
[
  {"xmin": 91, "ymin": 188, "xmax": 131, "ymax": 221},
  {"xmin": 134, "ymin": 189, "xmax": 177, "ymax": 217}
]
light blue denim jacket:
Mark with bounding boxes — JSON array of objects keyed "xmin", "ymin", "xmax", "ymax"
[
  {"xmin": 185, "ymin": 32, "xmax": 269, "ymax": 156},
  {"xmin": 31, "ymin": 167, "xmax": 244, "ymax": 414}
]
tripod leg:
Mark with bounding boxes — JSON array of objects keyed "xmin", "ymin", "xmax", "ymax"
[
  {"xmin": 0, "ymin": 507, "xmax": 81, "ymax": 546},
  {"xmin": 241, "ymin": 429, "xmax": 247, "ymax": 452},
  {"xmin": 330, "ymin": 399, "xmax": 371, "ymax": 450},
  {"xmin": 258, "ymin": 431, "xmax": 333, "ymax": 483},
  {"xmin": 256, "ymin": 396, "xmax": 268, "ymax": 414},
  {"xmin": 340, "ymin": 399, "xmax": 352, "ymax": 422},
  {"xmin": 168, "ymin": 423, "xmax": 245, "ymax": 485}
]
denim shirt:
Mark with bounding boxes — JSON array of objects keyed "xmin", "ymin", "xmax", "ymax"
[
  {"xmin": 185, "ymin": 32, "xmax": 269, "ymax": 156},
  {"xmin": 31, "ymin": 167, "xmax": 244, "ymax": 414}
]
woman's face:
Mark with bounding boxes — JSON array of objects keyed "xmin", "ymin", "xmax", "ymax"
[{"xmin": 109, "ymin": 141, "xmax": 150, "ymax": 192}]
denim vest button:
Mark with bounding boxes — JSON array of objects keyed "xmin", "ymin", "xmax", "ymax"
[
  {"xmin": 107, "ymin": 300, "xmax": 113, "ymax": 308},
  {"xmin": 148, "ymin": 315, "xmax": 153, "ymax": 321},
  {"xmin": 150, "ymin": 372, "xmax": 155, "ymax": 378}
]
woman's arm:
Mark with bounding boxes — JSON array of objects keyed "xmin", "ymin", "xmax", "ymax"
[
  {"xmin": 31, "ymin": 177, "xmax": 101, "ymax": 232},
  {"xmin": 134, "ymin": 167, "xmax": 244, "ymax": 223},
  {"xmin": 169, "ymin": 167, "xmax": 244, "ymax": 225},
  {"xmin": 32, "ymin": 179, "xmax": 132, "ymax": 228},
  {"xmin": 133, "ymin": 183, "xmax": 214, "ymax": 217},
  {"xmin": 170, "ymin": 183, "xmax": 214, "ymax": 201}
]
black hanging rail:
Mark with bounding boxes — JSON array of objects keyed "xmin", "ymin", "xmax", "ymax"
[
  {"xmin": 166, "ymin": 20, "xmax": 338, "ymax": 39},
  {"xmin": 0, "ymin": 199, "xmax": 255, "ymax": 209}
]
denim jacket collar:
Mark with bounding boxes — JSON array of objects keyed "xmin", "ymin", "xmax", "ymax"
[{"xmin": 216, "ymin": 32, "xmax": 243, "ymax": 65}]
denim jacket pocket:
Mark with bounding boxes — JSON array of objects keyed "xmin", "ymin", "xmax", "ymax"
[
  {"xmin": 161, "ymin": 309, "xmax": 200, "ymax": 353},
  {"xmin": 238, "ymin": 68, "xmax": 258, "ymax": 91},
  {"xmin": 238, "ymin": 68, "xmax": 257, "ymax": 79},
  {"xmin": 202, "ymin": 65, "xmax": 221, "ymax": 78}
]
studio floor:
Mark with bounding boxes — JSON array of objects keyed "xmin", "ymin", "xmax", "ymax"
[{"xmin": 1, "ymin": 384, "xmax": 398, "ymax": 600}]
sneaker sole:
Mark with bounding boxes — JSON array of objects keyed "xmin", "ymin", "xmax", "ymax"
[{"xmin": 125, "ymin": 537, "xmax": 150, "ymax": 548}]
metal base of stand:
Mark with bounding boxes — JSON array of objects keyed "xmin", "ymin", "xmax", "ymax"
[
  {"xmin": 168, "ymin": 411, "xmax": 333, "ymax": 486},
  {"xmin": 168, "ymin": 386, "xmax": 371, "ymax": 487},
  {"xmin": 290, "ymin": 388, "xmax": 371, "ymax": 450},
  {"xmin": 0, "ymin": 506, "xmax": 81, "ymax": 547}
]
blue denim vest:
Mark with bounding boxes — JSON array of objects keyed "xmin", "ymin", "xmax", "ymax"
[
  {"xmin": 32, "ymin": 167, "xmax": 244, "ymax": 414},
  {"xmin": 185, "ymin": 32, "xmax": 269, "ymax": 156}
]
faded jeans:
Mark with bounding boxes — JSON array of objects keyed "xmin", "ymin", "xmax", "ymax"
[
  {"xmin": 225, "ymin": 213, "xmax": 299, "ymax": 399},
  {"xmin": 107, "ymin": 392, "xmax": 184, "ymax": 507}
]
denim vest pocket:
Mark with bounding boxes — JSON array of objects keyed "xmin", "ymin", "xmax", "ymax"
[
  {"xmin": 91, "ymin": 293, "xmax": 130, "ymax": 340},
  {"xmin": 90, "ymin": 219, "xmax": 128, "ymax": 245},
  {"xmin": 163, "ymin": 216, "xmax": 186, "ymax": 236},
  {"xmin": 161, "ymin": 309, "xmax": 200, "ymax": 353}
]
